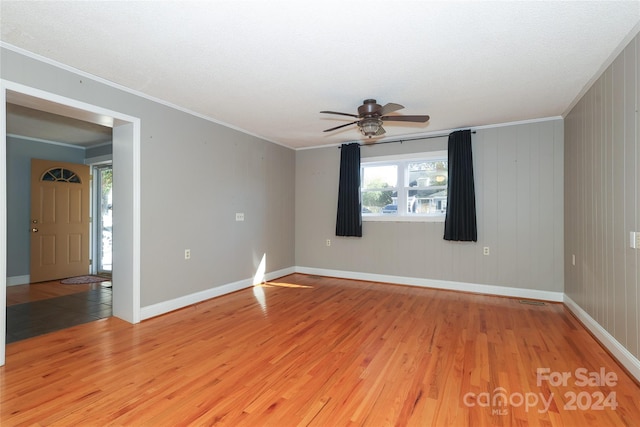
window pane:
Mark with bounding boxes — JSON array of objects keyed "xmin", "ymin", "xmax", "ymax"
[
  {"xmin": 362, "ymin": 165, "xmax": 397, "ymax": 189},
  {"xmin": 407, "ymin": 188, "xmax": 448, "ymax": 214},
  {"xmin": 408, "ymin": 161, "xmax": 447, "ymax": 187},
  {"xmin": 97, "ymin": 166, "xmax": 113, "ymax": 273},
  {"xmin": 362, "ymin": 190, "xmax": 395, "ymax": 214},
  {"xmin": 51, "ymin": 168, "xmax": 63, "ymax": 179},
  {"xmin": 404, "ymin": 160, "xmax": 447, "ymax": 214},
  {"xmin": 362, "ymin": 164, "xmax": 397, "ymax": 214}
]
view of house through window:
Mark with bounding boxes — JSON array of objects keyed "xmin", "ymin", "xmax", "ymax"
[
  {"xmin": 361, "ymin": 151, "xmax": 448, "ymax": 218},
  {"xmin": 96, "ymin": 165, "xmax": 113, "ymax": 273}
]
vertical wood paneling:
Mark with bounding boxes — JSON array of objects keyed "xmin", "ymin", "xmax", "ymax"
[
  {"xmin": 593, "ymin": 78, "xmax": 604, "ymax": 324},
  {"xmin": 624, "ymin": 40, "xmax": 638, "ymax": 355},
  {"xmin": 472, "ymin": 132, "xmax": 485, "ymax": 280},
  {"xmin": 565, "ymin": 32, "xmax": 640, "ymax": 360},
  {"xmin": 478, "ymin": 129, "xmax": 499, "ymax": 285},
  {"xmin": 612, "ymin": 55, "xmax": 627, "ymax": 344},
  {"xmin": 529, "ymin": 124, "xmax": 542, "ymax": 287},
  {"xmin": 636, "ymin": 33, "xmax": 640, "ymax": 358},
  {"xmin": 539, "ymin": 122, "xmax": 559, "ymax": 290},
  {"xmin": 605, "ymin": 66, "xmax": 615, "ymax": 332},
  {"xmin": 595, "ymin": 74, "xmax": 605, "ymax": 326},
  {"xmin": 576, "ymin": 91, "xmax": 587, "ymax": 308},
  {"xmin": 564, "ymin": 113, "xmax": 575, "ymax": 295},
  {"xmin": 496, "ymin": 126, "xmax": 519, "ymax": 286},
  {"xmin": 553, "ymin": 120, "xmax": 564, "ymax": 293},
  {"xmin": 516, "ymin": 124, "xmax": 532, "ymax": 288},
  {"xmin": 566, "ymin": 111, "xmax": 577, "ymax": 301},
  {"xmin": 593, "ymin": 85, "xmax": 600, "ymax": 316},
  {"xmin": 421, "ymin": 222, "xmax": 437, "ymax": 278}
]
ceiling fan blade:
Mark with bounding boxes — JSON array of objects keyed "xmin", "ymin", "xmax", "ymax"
[
  {"xmin": 320, "ymin": 110, "xmax": 359, "ymax": 118},
  {"xmin": 323, "ymin": 120, "xmax": 359, "ymax": 132},
  {"xmin": 381, "ymin": 115, "xmax": 430, "ymax": 123},
  {"xmin": 379, "ymin": 103, "xmax": 404, "ymax": 115},
  {"xmin": 374, "ymin": 125, "xmax": 386, "ymax": 136}
]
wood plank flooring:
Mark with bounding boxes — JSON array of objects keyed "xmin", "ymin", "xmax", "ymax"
[
  {"xmin": 6, "ymin": 280, "xmax": 108, "ymax": 306},
  {"xmin": 1, "ymin": 273, "xmax": 639, "ymax": 426}
]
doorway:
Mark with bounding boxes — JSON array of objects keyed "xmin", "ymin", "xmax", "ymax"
[
  {"xmin": 1, "ymin": 81, "xmax": 142, "ymax": 366},
  {"xmin": 5, "ymin": 159, "xmax": 114, "ymax": 343},
  {"xmin": 30, "ymin": 158, "xmax": 91, "ymax": 283}
]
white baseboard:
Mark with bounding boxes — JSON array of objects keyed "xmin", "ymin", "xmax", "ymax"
[
  {"xmin": 294, "ymin": 266, "xmax": 564, "ymax": 302},
  {"xmin": 564, "ymin": 295, "xmax": 640, "ymax": 383},
  {"xmin": 139, "ymin": 267, "xmax": 296, "ymax": 321},
  {"xmin": 7, "ymin": 275, "xmax": 29, "ymax": 286}
]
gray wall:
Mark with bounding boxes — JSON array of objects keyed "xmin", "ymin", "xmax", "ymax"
[
  {"xmin": 296, "ymin": 119, "xmax": 564, "ymax": 292},
  {"xmin": 6, "ymin": 136, "xmax": 86, "ymax": 278},
  {"xmin": 85, "ymin": 142, "xmax": 112, "ymax": 159},
  {"xmin": 2, "ymin": 46, "xmax": 296, "ymax": 307},
  {"xmin": 565, "ymin": 33, "xmax": 640, "ymax": 360}
]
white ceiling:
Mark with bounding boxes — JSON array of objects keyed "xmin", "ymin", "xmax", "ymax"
[{"xmin": 2, "ymin": 1, "xmax": 639, "ymax": 149}]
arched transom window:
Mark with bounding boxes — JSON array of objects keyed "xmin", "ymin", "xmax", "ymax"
[{"xmin": 41, "ymin": 167, "xmax": 82, "ymax": 183}]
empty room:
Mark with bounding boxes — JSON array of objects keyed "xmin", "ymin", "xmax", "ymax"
[{"xmin": 1, "ymin": 1, "xmax": 640, "ymax": 426}]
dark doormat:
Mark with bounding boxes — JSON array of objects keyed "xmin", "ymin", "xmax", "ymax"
[{"xmin": 60, "ymin": 275, "xmax": 110, "ymax": 285}]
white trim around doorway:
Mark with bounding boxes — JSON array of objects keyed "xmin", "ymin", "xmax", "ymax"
[{"xmin": 0, "ymin": 80, "xmax": 142, "ymax": 366}]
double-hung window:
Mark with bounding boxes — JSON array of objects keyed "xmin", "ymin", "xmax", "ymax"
[{"xmin": 361, "ymin": 150, "xmax": 448, "ymax": 221}]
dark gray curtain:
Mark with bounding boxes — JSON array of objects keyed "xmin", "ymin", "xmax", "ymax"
[
  {"xmin": 444, "ymin": 130, "xmax": 477, "ymax": 241},
  {"xmin": 336, "ymin": 142, "xmax": 362, "ymax": 237}
]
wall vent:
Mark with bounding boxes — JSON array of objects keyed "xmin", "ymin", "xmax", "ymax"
[{"xmin": 519, "ymin": 300, "xmax": 546, "ymax": 306}]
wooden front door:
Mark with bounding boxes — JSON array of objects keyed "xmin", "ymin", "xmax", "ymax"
[{"xmin": 30, "ymin": 159, "xmax": 91, "ymax": 283}]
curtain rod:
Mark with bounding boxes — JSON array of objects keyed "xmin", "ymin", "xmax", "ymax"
[{"xmin": 340, "ymin": 130, "xmax": 476, "ymax": 148}]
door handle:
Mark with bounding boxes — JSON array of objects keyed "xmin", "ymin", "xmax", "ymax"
[{"xmin": 32, "ymin": 228, "xmax": 38, "ymax": 233}]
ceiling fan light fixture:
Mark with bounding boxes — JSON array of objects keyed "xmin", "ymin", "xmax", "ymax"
[
  {"xmin": 359, "ymin": 118, "xmax": 381, "ymax": 137},
  {"xmin": 321, "ymin": 99, "xmax": 430, "ymax": 136}
]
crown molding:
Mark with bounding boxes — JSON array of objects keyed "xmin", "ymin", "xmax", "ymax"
[
  {"xmin": 0, "ymin": 42, "xmax": 291, "ymax": 150},
  {"xmin": 7, "ymin": 133, "xmax": 86, "ymax": 149}
]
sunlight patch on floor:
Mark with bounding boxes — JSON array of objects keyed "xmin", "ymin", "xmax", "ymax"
[
  {"xmin": 258, "ymin": 282, "xmax": 313, "ymax": 289},
  {"xmin": 251, "ymin": 254, "xmax": 314, "ymax": 313}
]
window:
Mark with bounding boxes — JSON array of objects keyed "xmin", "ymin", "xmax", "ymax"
[
  {"xmin": 361, "ymin": 151, "xmax": 447, "ymax": 221},
  {"xmin": 41, "ymin": 167, "xmax": 81, "ymax": 183}
]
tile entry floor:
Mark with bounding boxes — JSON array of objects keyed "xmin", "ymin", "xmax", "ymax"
[{"xmin": 6, "ymin": 284, "xmax": 112, "ymax": 344}]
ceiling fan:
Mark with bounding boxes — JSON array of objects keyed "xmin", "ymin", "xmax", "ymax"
[{"xmin": 321, "ymin": 99, "xmax": 430, "ymax": 138}]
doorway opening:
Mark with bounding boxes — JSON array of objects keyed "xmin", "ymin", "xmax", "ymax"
[{"xmin": 1, "ymin": 81, "xmax": 141, "ymax": 366}]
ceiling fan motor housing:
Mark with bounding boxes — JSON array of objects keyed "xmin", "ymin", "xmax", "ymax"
[{"xmin": 358, "ymin": 99, "xmax": 382, "ymax": 117}]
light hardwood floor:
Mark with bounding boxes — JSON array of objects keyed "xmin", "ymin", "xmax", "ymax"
[
  {"xmin": 6, "ymin": 280, "xmax": 106, "ymax": 306},
  {"xmin": 1, "ymin": 274, "xmax": 639, "ymax": 426}
]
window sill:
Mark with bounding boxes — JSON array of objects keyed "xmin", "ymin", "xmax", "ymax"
[{"xmin": 363, "ymin": 215, "xmax": 445, "ymax": 223}]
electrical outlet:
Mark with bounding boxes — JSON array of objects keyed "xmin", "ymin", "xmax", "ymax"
[
  {"xmin": 326, "ymin": 239, "xmax": 331, "ymax": 247},
  {"xmin": 184, "ymin": 249, "xmax": 191, "ymax": 260},
  {"xmin": 631, "ymin": 231, "xmax": 640, "ymax": 249},
  {"xmin": 483, "ymin": 246, "xmax": 490, "ymax": 256},
  {"xmin": 236, "ymin": 213, "xmax": 244, "ymax": 221}
]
